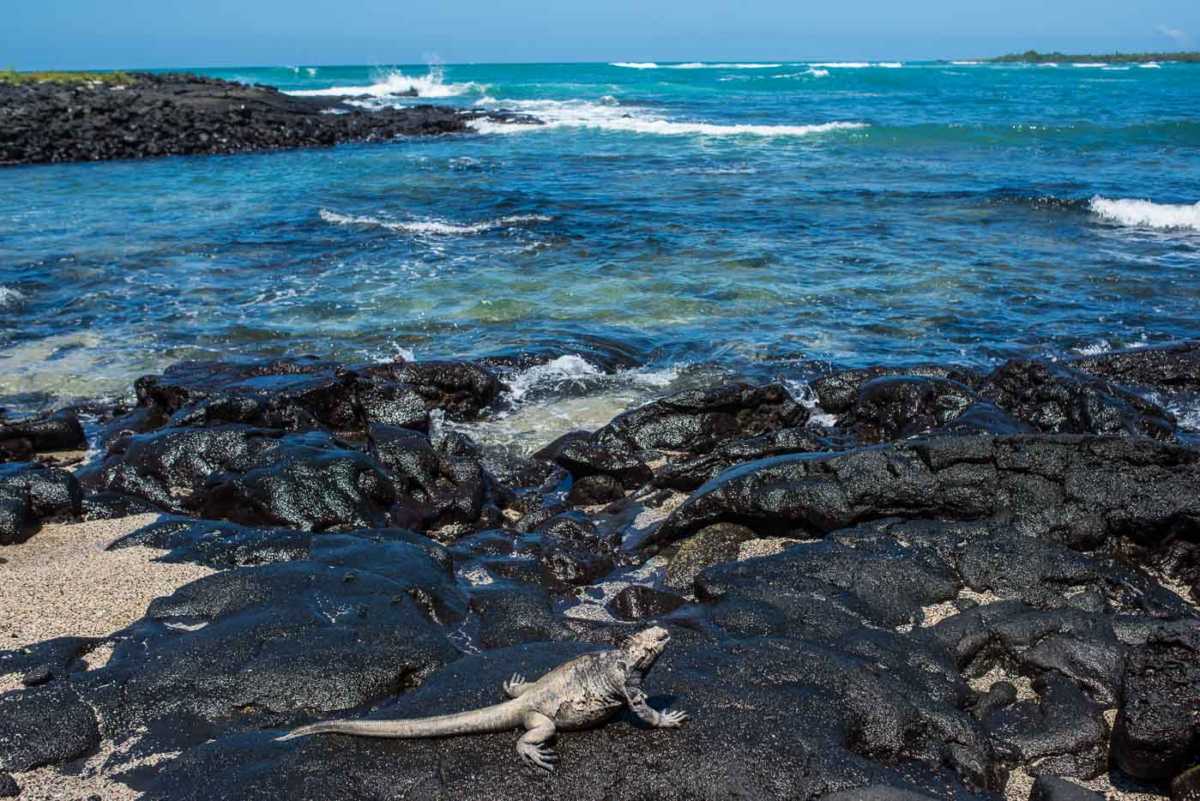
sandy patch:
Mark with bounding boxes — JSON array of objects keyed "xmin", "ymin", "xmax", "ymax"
[
  {"xmin": 1, "ymin": 513, "xmax": 216, "ymax": 800},
  {"xmin": 0, "ymin": 513, "xmax": 214, "ymax": 649},
  {"xmin": 13, "ymin": 727, "xmax": 175, "ymax": 801}
]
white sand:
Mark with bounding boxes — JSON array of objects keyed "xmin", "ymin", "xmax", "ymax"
[{"xmin": 1, "ymin": 513, "xmax": 215, "ymax": 800}]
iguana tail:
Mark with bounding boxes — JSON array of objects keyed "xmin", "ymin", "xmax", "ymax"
[{"xmin": 276, "ymin": 697, "xmax": 528, "ymax": 741}]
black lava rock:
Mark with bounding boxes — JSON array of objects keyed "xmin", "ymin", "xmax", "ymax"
[
  {"xmin": 0, "ymin": 411, "xmax": 86, "ymax": 461},
  {"xmin": 606, "ymin": 585, "xmax": 686, "ymax": 620},
  {"xmin": 664, "ymin": 522, "xmax": 757, "ymax": 591},
  {"xmin": 977, "ymin": 358, "xmax": 1175, "ymax": 439},
  {"xmin": 810, "ymin": 364, "xmax": 982, "ymax": 414},
  {"xmin": 0, "ymin": 462, "xmax": 82, "ymax": 544},
  {"xmin": 838, "ymin": 375, "xmax": 977, "ymax": 443},
  {"xmin": 0, "ymin": 773, "xmax": 18, "ymax": 798},
  {"xmin": 1070, "ymin": 340, "xmax": 1200, "ymax": 394},
  {"xmin": 1, "ymin": 73, "xmax": 540, "ymax": 166},
  {"xmin": 1112, "ymin": 621, "xmax": 1200, "ymax": 780},
  {"xmin": 0, "ymin": 685, "xmax": 99, "ymax": 772},
  {"xmin": 566, "ymin": 474, "xmax": 625, "ymax": 506},
  {"xmin": 1030, "ymin": 776, "xmax": 1103, "ymax": 801}
]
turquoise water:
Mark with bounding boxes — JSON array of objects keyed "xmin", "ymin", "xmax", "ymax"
[{"xmin": 1, "ymin": 61, "xmax": 1198, "ymax": 439}]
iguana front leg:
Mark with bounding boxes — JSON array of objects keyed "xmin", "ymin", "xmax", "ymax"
[
  {"xmin": 623, "ymin": 674, "xmax": 688, "ymax": 728},
  {"xmin": 516, "ymin": 711, "xmax": 558, "ymax": 772},
  {"xmin": 503, "ymin": 673, "xmax": 533, "ymax": 698}
]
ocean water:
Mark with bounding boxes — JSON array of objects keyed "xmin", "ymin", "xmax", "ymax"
[{"xmin": 2, "ymin": 61, "xmax": 1199, "ymax": 448}]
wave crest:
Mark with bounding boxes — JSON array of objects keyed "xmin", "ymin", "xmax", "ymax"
[
  {"xmin": 0, "ymin": 286, "xmax": 26, "ymax": 308},
  {"xmin": 319, "ymin": 209, "xmax": 552, "ymax": 236},
  {"xmin": 1089, "ymin": 197, "xmax": 1200, "ymax": 231},
  {"xmin": 471, "ymin": 98, "xmax": 866, "ymax": 138},
  {"xmin": 288, "ymin": 66, "xmax": 485, "ymax": 99}
]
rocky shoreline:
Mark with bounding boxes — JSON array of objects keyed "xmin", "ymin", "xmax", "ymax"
[
  {"xmin": 1, "ymin": 342, "xmax": 1199, "ymax": 800},
  {"xmin": 0, "ymin": 73, "xmax": 536, "ymax": 166}
]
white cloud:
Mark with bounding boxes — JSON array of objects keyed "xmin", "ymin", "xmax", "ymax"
[{"xmin": 1156, "ymin": 25, "xmax": 1192, "ymax": 47}]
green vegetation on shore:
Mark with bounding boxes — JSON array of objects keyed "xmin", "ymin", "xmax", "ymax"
[
  {"xmin": 0, "ymin": 69, "xmax": 134, "ymax": 85},
  {"xmin": 991, "ymin": 50, "xmax": 1200, "ymax": 64}
]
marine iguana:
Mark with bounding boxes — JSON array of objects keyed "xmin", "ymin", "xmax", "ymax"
[{"xmin": 276, "ymin": 626, "xmax": 687, "ymax": 771}]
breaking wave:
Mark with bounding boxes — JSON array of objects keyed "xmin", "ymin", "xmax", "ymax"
[
  {"xmin": 319, "ymin": 209, "xmax": 552, "ymax": 236},
  {"xmin": 1088, "ymin": 197, "xmax": 1200, "ymax": 231},
  {"xmin": 611, "ymin": 62, "xmax": 782, "ymax": 69},
  {"xmin": 0, "ymin": 285, "xmax": 25, "ymax": 308},
  {"xmin": 470, "ymin": 98, "xmax": 866, "ymax": 138},
  {"xmin": 288, "ymin": 66, "xmax": 485, "ymax": 99}
]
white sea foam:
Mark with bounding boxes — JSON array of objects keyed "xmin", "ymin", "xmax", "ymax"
[
  {"xmin": 1140, "ymin": 62, "xmax": 1162, "ymax": 69},
  {"xmin": 951, "ymin": 60, "xmax": 982, "ymax": 65},
  {"xmin": 1088, "ymin": 197, "xmax": 1200, "ymax": 231},
  {"xmin": 1038, "ymin": 62, "xmax": 1059, "ymax": 68},
  {"xmin": 669, "ymin": 62, "xmax": 783, "ymax": 69},
  {"xmin": 449, "ymin": 357, "xmax": 688, "ymax": 453},
  {"xmin": 319, "ymin": 208, "xmax": 552, "ymax": 236},
  {"xmin": 505, "ymin": 355, "xmax": 605, "ymax": 404},
  {"xmin": 470, "ymin": 98, "xmax": 866, "ymax": 138},
  {"xmin": 611, "ymin": 61, "xmax": 781, "ymax": 69},
  {"xmin": 305, "ymin": 67, "xmax": 318, "ymax": 77},
  {"xmin": 288, "ymin": 66, "xmax": 484, "ymax": 99},
  {"xmin": 0, "ymin": 286, "xmax": 25, "ymax": 308},
  {"xmin": 1072, "ymin": 63, "xmax": 1107, "ymax": 68},
  {"xmin": 877, "ymin": 62, "xmax": 903, "ymax": 68},
  {"xmin": 810, "ymin": 62, "xmax": 872, "ymax": 68}
]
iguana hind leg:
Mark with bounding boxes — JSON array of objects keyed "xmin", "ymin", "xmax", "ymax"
[
  {"xmin": 503, "ymin": 673, "xmax": 532, "ymax": 698},
  {"xmin": 516, "ymin": 711, "xmax": 558, "ymax": 772}
]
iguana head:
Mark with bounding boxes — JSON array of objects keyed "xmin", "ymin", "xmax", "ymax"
[{"xmin": 621, "ymin": 626, "xmax": 671, "ymax": 671}]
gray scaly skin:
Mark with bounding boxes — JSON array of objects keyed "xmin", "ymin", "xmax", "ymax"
[{"xmin": 276, "ymin": 626, "xmax": 687, "ymax": 771}]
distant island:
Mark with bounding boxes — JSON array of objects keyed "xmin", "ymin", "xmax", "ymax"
[{"xmin": 990, "ymin": 50, "xmax": 1200, "ymax": 64}]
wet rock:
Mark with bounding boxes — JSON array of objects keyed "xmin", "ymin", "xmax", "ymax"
[
  {"xmin": 651, "ymin": 435, "xmax": 1200, "ymax": 582},
  {"xmin": 606, "ymin": 585, "xmax": 685, "ymax": 620},
  {"xmin": 0, "ymin": 411, "xmax": 86, "ymax": 460},
  {"xmin": 566, "ymin": 474, "xmax": 625, "ymax": 506},
  {"xmin": 0, "ymin": 773, "xmax": 17, "ymax": 797},
  {"xmin": 536, "ymin": 514, "xmax": 616, "ymax": 587},
  {"xmin": 1112, "ymin": 622, "xmax": 1200, "ymax": 780},
  {"xmin": 1030, "ymin": 776, "xmax": 1104, "ymax": 801},
  {"xmin": 810, "ymin": 365, "xmax": 982, "ymax": 414},
  {"xmin": 977, "ymin": 359, "xmax": 1175, "ymax": 439},
  {"xmin": 131, "ymin": 357, "xmax": 502, "ymax": 436},
  {"xmin": 551, "ymin": 436, "xmax": 652, "ymax": 490},
  {"xmin": 664, "ymin": 522, "xmax": 757, "ymax": 591},
  {"xmin": 367, "ymin": 424, "xmax": 506, "ymax": 533},
  {"xmin": 838, "ymin": 376, "xmax": 977, "ymax": 443},
  {"xmin": 931, "ymin": 402, "xmax": 1034, "ymax": 437},
  {"xmin": 1070, "ymin": 340, "xmax": 1200, "ymax": 394},
  {"xmin": 656, "ymin": 427, "xmax": 848, "ymax": 491},
  {"xmin": 86, "ymin": 426, "xmax": 397, "ymax": 530},
  {"xmin": 0, "ymin": 685, "xmax": 99, "ymax": 771},
  {"xmin": 361, "ymin": 360, "xmax": 503, "ymax": 421},
  {"xmin": 78, "ymin": 490, "xmax": 162, "ymax": 521},
  {"xmin": 141, "ymin": 637, "xmax": 997, "ymax": 801},
  {"xmin": 0, "ymin": 462, "xmax": 82, "ymax": 544},
  {"xmin": 592, "ymin": 382, "xmax": 807, "ymax": 456}
]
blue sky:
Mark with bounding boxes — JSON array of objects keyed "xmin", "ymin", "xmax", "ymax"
[{"xmin": 6, "ymin": 0, "xmax": 1199, "ymax": 70}]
